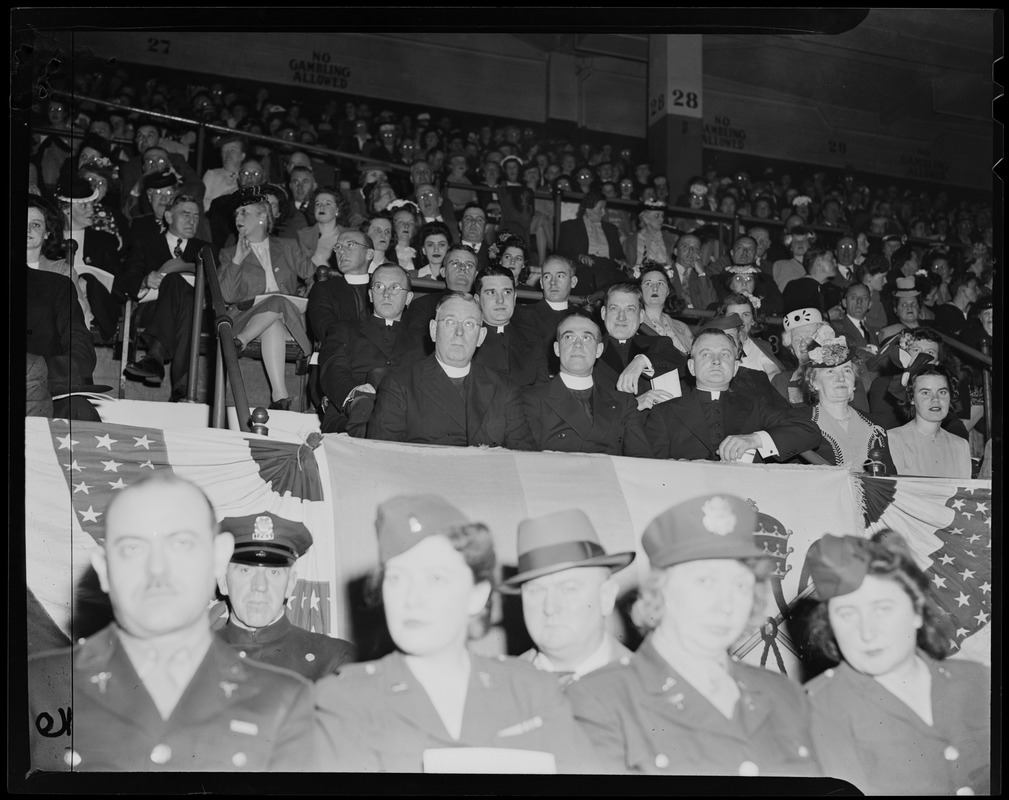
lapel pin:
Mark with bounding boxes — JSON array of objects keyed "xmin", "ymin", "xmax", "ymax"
[
  {"xmin": 220, "ymin": 681, "xmax": 237, "ymax": 698},
  {"xmin": 90, "ymin": 671, "xmax": 111, "ymax": 694}
]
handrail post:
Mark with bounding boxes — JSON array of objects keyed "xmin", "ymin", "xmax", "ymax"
[
  {"xmin": 981, "ymin": 337, "xmax": 993, "ymax": 445},
  {"xmin": 553, "ymin": 187, "xmax": 563, "ymax": 252},
  {"xmin": 213, "ymin": 344, "xmax": 227, "ymax": 429},
  {"xmin": 185, "ymin": 253, "xmax": 206, "ymax": 402},
  {"xmin": 196, "ymin": 122, "xmax": 205, "ymax": 176}
]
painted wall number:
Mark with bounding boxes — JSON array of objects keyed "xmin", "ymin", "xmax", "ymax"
[
  {"xmin": 828, "ymin": 139, "xmax": 847, "ymax": 155},
  {"xmin": 147, "ymin": 38, "xmax": 171, "ymax": 54},
  {"xmin": 670, "ymin": 89, "xmax": 699, "ymax": 109}
]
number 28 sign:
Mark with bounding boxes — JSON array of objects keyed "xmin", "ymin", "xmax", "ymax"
[{"xmin": 649, "ymin": 87, "xmax": 702, "ymax": 123}]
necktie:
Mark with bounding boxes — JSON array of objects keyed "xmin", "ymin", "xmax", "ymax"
[{"xmin": 173, "ymin": 239, "xmax": 184, "ymax": 259}]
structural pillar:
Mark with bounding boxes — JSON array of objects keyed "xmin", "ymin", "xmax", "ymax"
[{"xmin": 647, "ymin": 35, "xmax": 704, "ymax": 200}]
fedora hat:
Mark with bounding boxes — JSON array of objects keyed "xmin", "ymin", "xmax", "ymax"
[{"xmin": 499, "ymin": 509, "xmax": 634, "ymax": 594}]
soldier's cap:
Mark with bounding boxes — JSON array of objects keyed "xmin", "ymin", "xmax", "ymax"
[
  {"xmin": 642, "ymin": 494, "xmax": 767, "ymax": 569},
  {"xmin": 499, "ymin": 509, "xmax": 634, "ymax": 594},
  {"xmin": 805, "ymin": 534, "xmax": 874, "ymax": 600},
  {"xmin": 782, "ymin": 307, "xmax": 823, "ymax": 331},
  {"xmin": 223, "ymin": 512, "xmax": 313, "ymax": 567},
  {"xmin": 143, "ymin": 170, "xmax": 180, "ymax": 192},
  {"xmin": 376, "ymin": 495, "xmax": 471, "ymax": 562},
  {"xmin": 698, "ymin": 313, "xmax": 744, "ymax": 332}
]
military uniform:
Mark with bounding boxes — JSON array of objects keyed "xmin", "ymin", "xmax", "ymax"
[
  {"xmin": 567, "ymin": 637, "xmax": 821, "ymax": 776},
  {"xmin": 520, "ymin": 633, "xmax": 634, "ymax": 684},
  {"xmin": 315, "ymin": 650, "xmax": 595, "ymax": 772},
  {"xmin": 217, "ymin": 615, "xmax": 356, "ymax": 682},
  {"xmin": 28, "ymin": 624, "xmax": 316, "ymax": 772},
  {"xmin": 805, "ymin": 657, "xmax": 990, "ymax": 795}
]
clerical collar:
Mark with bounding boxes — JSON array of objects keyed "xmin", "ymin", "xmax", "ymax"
[
  {"xmin": 374, "ymin": 314, "xmax": 399, "ymax": 326},
  {"xmin": 344, "ymin": 273, "xmax": 369, "ymax": 285},
  {"xmin": 436, "ymin": 357, "xmax": 471, "ymax": 378},
  {"xmin": 559, "ymin": 372, "xmax": 594, "ymax": 390},
  {"xmin": 489, "ymin": 323, "xmax": 508, "ymax": 334},
  {"xmin": 545, "ymin": 299, "xmax": 568, "ymax": 311},
  {"xmin": 698, "ymin": 388, "xmax": 723, "ymax": 400}
]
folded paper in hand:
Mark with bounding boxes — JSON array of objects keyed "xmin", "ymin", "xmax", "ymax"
[{"xmin": 650, "ymin": 368, "xmax": 682, "ymax": 397}]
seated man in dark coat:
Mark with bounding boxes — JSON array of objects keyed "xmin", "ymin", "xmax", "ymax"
[
  {"xmin": 120, "ymin": 194, "xmax": 212, "ymax": 400},
  {"xmin": 472, "ymin": 266, "xmax": 548, "ymax": 388},
  {"xmin": 306, "ymin": 229, "xmax": 375, "ymax": 343},
  {"xmin": 402, "ymin": 243, "xmax": 479, "ymax": 346},
  {"xmin": 367, "ymin": 292, "xmax": 534, "ymax": 450},
  {"xmin": 216, "ymin": 512, "xmax": 356, "ymax": 682},
  {"xmin": 593, "ymin": 282, "xmax": 688, "ymax": 412},
  {"xmin": 317, "ymin": 264, "xmax": 427, "ymax": 435},
  {"xmin": 645, "ymin": 328, "xmax": 822, "ymax": 461},
  {"xmin": 514, "ymin": 253, "xmax": 582, "ymax": 376},
  {"xmin": 557, "ymin": 191, "xmax": 627, "ymax": 296},
  {"xmin": 522, "ymin": 311, "xmax": 652, "ymax": 457}
]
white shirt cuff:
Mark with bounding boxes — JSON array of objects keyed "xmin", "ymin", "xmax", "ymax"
[
  {"xmin": 755, "ymin": 430, "xmax": 778, "ymax": 457},
  {"xmin": 633, "ymin": 354, "xmax": 655, "ymax": 377}
]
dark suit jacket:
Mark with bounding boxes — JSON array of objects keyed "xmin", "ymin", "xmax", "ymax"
[
  {"xmin": 318, "ymin": 315, "xmax": 427, "ymax": 408},
  {"xmin": 275, "ymin": 202, "xmax": 314, "ymax": 240},
  {"xmin": 401, "ymin": 289, "xmax": 447, "ymax": 349},
  {"xmin": 472, "ymin": 321, "xmax": 549, "ymax": 388},
  {"xmin": 514, "ymin": 300, "xmax": 577, "ymax": 375},
  {"xmin": 367, "ymin": 355, "xmax": 535, "ymax": 450},
  {"xmin": 644, "ymin": 385, "xmax": 823, "ymax": 461},
  {"xmin": 594, "ymin": 334, "xmax": 688, "ymax": 396},
  {"xmin": 522, "ymin": 376, "xmax": 653, "ymax": 457},
  {"xmin": 207, "ymin": 190, "xmax": 243, "ymax": 250},
  {"xmin": 315, "ymin": 649, "xmax": 594, "ymax": 773},
  {"xmin": 117, "ymin": 231, "xmax": 210, "ymax": 300},
  {"xmin": 419, "ymin": 198, "xmax": 459, "ymax": 236},
  {"xmin": 668, "ymin": 263, "xmax": 718, "ymax": 310},
  {"xmin": 26, "ymin": 268, "xmax": 97, "ymax": 396},
  {"xmin": 306, "ymin": 274, "xmax": 370, "ymax": 343},
  {"xmin": 28, "ymin": 624, "xmax": 315, "ymax": 772},
  {"xmin": 831, "ymin": 314, "xmax": 880, "ymax": 354},
  {"xmin": 76, "ymin": 228, "xmax": 125, "ymax": 341},
  {"xmin": 557, "ymin": 218, "xmax": 626, "ymax": 295},
  {"xmin": 782, "ymin": 275, "xmax": 842, "ymax": 316}
]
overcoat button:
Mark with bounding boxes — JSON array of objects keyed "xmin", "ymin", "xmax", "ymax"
[
  {"xmin": 944, "ymin": 746, "xmax": 959, "ymax": 761},
  {"xmin": 798, "ymin": 746, "xmax": 810, "ymax": 758},
  {"xmin": 655, "ymin": 754, "xmax": 669, "ymax": 769},
  {"xmin": 239, "ymin": 651, "xmax": 247, "ymax": 658},
  {"xmin": 305, "ymin": 653, "xmax": 316, "ymax": 662},
  {"xmin": 64, "ymin": 749, "xmax": 81, "ymax": 767},
  {"xmin": 232, "ymin": 752, "xmax": 248, "ymax": 767},
  {"xmin": 150, "ymin": 743, "xmax": 172, "ymax": 764},
  {"xmin": 738, "ymin": 760, "xmax": 759, "ymax": 776}
]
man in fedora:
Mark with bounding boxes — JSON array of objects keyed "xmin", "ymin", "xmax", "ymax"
[
  {"xmin": 500, "ymin": 509, "xmax": 635, "ymax": 683},
  {"xmin": 216, "ymin": 512, "xmax": 356, "ymax": 681}
]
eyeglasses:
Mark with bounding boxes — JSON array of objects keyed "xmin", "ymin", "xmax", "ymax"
[
  {"xmin": 416, "ymin": 191, "xmax": 436, "ymax": 199},
  {"xmin": 333, "ymin": 241, "xmax": 368, "ymax": 253},
  {"xmin": 437, "ymin": 317, "xmax": 480, "ymax": 332},
  {"xmin": 445, "ymin": 259, "xmax": 477, "ymax": 271},
  {"xmin": 372, "ymin": 282, "xmax": 406, "ymax": 295}
]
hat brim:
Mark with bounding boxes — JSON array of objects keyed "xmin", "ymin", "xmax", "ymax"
[
  {"xmin": 231, "ymin": 544, "xmax": 297, "ymax": 567},
  {"xmin": 499, "ymin": 552, "xmax": 635, "ymax": 594}
]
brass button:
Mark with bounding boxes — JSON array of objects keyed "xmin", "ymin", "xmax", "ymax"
[
  {"xmin": 945, "ymin": 746, "xmax": 960, "ymax": 761},
  {"xmin": 232, "ymin": 752, "xmax": 248, "ymax": 768},
  {"xmin": 655, "ymin": 753, "xmax": 669, "ymax": 769},
  {"xmin": 150, "ymin": 743, "xmax": 172, "ymax": 764}
]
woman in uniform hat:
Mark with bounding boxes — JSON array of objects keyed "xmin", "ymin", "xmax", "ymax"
[
  {"xmin": 803, "ymin": 533, "xmax": 990, "ymax": 795},
  {"xmin": 219, "ymin": 187, "xmax": 316, "ymax": 410},
  {"xmin": 314, "ymin": 495, "xmax": 593, "ymax": 773},
  {"xmin": 567, "ymin": 494, "xmax": 821, "ymax": 777}
]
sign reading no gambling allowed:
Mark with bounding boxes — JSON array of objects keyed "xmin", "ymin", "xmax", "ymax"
[{"xmin": 289, "ymin": 51, "xmax": 351, "ymax": 89}]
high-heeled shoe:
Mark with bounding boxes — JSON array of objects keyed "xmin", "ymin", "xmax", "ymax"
[
  {"xmin": 233, "ymin": 337, "xmax": 247, "ymax": 356},
  {"xmin": 269, "ymin": 397, "xmax": 292, "ymax": 411}
]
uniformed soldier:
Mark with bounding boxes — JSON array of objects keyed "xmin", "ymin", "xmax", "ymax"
[
  {"xmin": 27, "ymin": 473, "xmax": 316, "ymax": 772},
  {"xmin": 803, "ymin": 533, "xmax": 990, "ymax": 795},
  {"xmin": 216, "ymin": 512, "xmax": 356, "ymax": 680},
  {"xmin": 314, "ymin": 494, "xmax": 595, "ymax": 773},
  {"xmin": 567, "ymin": 493, "xmax": 822, "ymax": 777},
  {"xmin": 498, "ymin": 509, "xmax": 635, "ymax": 685}
]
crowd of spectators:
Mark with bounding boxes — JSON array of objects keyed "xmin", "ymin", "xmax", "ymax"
[{"xmin": 25, "ymin": 63, "xmax": 996, "ymax": 475}]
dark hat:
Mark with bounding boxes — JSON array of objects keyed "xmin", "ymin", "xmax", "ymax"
[
  {"xmin": 499, "ymin": 509, "xmax": 635, "ymax": 594},
  {"xmin": 234, "ymin": 186, "xmax": 272, "ymax": 211},
  {"xmin": 636, "ymin": 198, "xmax": 667, "ymax": 215},
  {"xmin": 78, "ymin": 132, "xmax": 112, "ymax": 160},
  {"xmin": 55, "ymin": 170, "xmax": 99, "ymax": 204},
  {"xmin": 642, "ymin": 494, "xmax": 765, "ymax": 569},
  {"xmin": 805, "ymin": 534, "xmax": 873, "ymax": 600},
  {"xmin": 223, "ymin": 511, "xmax": 313, "ymax": 567},
  {"xmin": 260, "ymin": 182, "xmax": 290, "ymax": 202},
  {"xmin": 376, "ymin": 495, "xmax": 471, "ymax": 563},
  {"xmin": 699, "ymin": 313, "xmax": 744, "ymax": 332},
  {"xmin": 143, "ymin": 170, "xmax": 180, "ymax": 192}
]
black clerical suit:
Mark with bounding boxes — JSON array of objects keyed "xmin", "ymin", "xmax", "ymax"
[
  {"xmin": 471, "ymin": 321, "xmax": 549, "ymax": 389},
  {"xmin": 593, "ymin": 334, "xmax": 688, "ymax": 396},
  {"xmin": 645, "ymin": 385, "xmax": 822, "ymax": 461},
  {"xmin": 317, "ymin": 314, "xmax": 427, "ymax": 434},
  {"xmin": 306, "ymin": 274, "xmax": 370, "ymax": 343},
  {"xmin": 367, "ymin": 355, "xmax": 535, "ymax": 450},
  {"xmin": 522, "ymin": 376, "xmax": 653, "ymax": 457}
]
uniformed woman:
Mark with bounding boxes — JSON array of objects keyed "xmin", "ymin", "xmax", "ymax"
[
  {"xmin": 567, "ymin": 494, "xmax": 821, "ymax": 777},
  {"xmin": 803, "ymin": 533, "xmax": 990, "ymax": 795},
  {"xmin": 314, "ymin": 494, "xmax": 593, "ymax": 773}
]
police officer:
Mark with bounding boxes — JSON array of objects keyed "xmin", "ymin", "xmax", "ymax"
[
  {"xmin": 27, "ymin": 474, "xmax": 316, "ymax": 772},
  {"xmin": 499, "ymin": 509, "xmax": 635, "ymax": 684},
  {"xmin": 216, "ymin": 512, "xmax": 356, "ymax": 681},
  {"xmin": 567, "ymin": 494, "xmax": 822, "ymax": 777}
]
